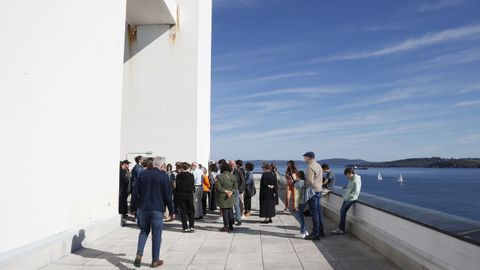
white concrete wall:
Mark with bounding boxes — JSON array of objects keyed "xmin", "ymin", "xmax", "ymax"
[
  {"xmin": 0, "ymin": 0, "xmax": 126, "ymax": 257},
  {"xmin": 121, "ymin": 0, "xmax": 212, "ymax": 166},
  {"xmin": 322, "ymin": 194, "xmax": 480, "ymax": 270}
]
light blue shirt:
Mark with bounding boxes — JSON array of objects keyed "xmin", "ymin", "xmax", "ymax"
[{"xmin": 192, "ymin": 168, "xmax": 203, "ymax": 186}]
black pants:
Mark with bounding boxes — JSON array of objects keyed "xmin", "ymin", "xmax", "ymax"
[
  {"xmin": 118, "ymin": 192, "xmax": 128, "ymax": 215},
  {"xmin": 202, "ymin": 191, "xmax": 209, "ymax": 216},
  {"xmin": 209, "ymin": 185, "xmax": 217, "ymax": 210},
  {"xmin": 175, "ymin": 193, "xmax": 195, "ymax": 230},
  {"xmin": 222, "ymin": 207, "xmax": 234, "ymax": 230},
  {"xmin": 244, "ymin": 193, "xmax": 252, "ymax": 213}
]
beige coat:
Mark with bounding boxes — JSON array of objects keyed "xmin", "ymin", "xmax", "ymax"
[{"xmin": 306, "ymin": 161, "xmax": 323, "ymax": 192}]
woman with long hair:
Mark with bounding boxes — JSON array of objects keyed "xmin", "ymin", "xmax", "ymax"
[{"xmin": 284, "ymin": 160, "xmax": 298, "ymax": 212}]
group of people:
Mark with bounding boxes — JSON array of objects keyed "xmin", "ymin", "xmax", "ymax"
[
  {"xmin": 282, "ymin": 152, "xmax": 362, "ymax": 239},
  {"xmin": 118, "ymin": 151, "xmax": 362, "ymax": 268}
]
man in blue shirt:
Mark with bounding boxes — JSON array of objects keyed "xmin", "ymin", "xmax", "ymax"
[{"xmin": 131, "ymin": 157, "xmax": 174, "ymax": 268}]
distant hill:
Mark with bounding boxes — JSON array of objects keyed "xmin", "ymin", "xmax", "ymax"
[
  {"xmin": 246, "ymin": 157, "xmax": 480, "ymax": 168},
  {"xmin": 348, "ymin": 157, "xmax": 480, "ymax": 168},
  {"xmin": 248, "ymin": 158, "xmax": 368, "ymax": 167}
]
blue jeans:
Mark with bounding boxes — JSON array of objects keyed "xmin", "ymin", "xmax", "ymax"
[
  {"xmin": 234, "ymin": 190, "xmax": 241, "ymax": 222},
  {"xmin": 308, "ymin": 192, "xmax": 324, "ymax": 237},
  {"xmin": 295, "ymin": 203, "xmax": 307, "ymax": 234},
  {"xmin": 339, "ymin": 200, "xmax": 354, "ymax": 231},
  {"xmin": 136, "ymin": 209, "xmax": 164, "ymax": 261}
]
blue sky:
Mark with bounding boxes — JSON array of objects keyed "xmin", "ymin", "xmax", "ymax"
[{"xmin": 211, "ymin": 0, "xmax": 480, "ymax": 161}]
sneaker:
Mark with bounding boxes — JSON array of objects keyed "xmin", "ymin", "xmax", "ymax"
[
  {"xmin": 283, "ymin": 208, "xmax": 289, "ymax": 213},
  {"xmin": 215, "ymin": 217, "xmax": 223, "ymax": 223},
  {"xmin": 189, "ymin": 227, "xmax": 195, "ymax": 233},
  {"xmin": 332, "ymin": 229, "xmax": 345, "ymax": 234},
  {"xmin": 183, "ymin": 229, "xmax": 191, "ymax": 233},
  {"xmin": 300, "ymin": 231, "xmax": 309, "ymax": 238},
  {"xmin": 241, "ymin": 215, "xmax": 246, "ymax": 220},
  {"xmin": 235, "ymin": 220, "xmax": 242, "ymax": 226}
]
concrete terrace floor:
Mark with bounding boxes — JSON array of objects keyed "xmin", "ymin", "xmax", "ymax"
[{"xmin": 41, "ymin": 185, "xmax": 398, "ymax": 270}]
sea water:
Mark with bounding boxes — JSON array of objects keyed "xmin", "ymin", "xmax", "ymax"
[{"xmin": 252, "ymin": 161, "xmax": 480, "ymax": 221}]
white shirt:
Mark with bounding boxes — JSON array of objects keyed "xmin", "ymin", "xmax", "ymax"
[{"xmin": 192, "ymin": 168, "xmax": 203, "ymax": 186}]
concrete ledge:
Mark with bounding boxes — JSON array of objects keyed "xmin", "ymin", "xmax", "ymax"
[
  {"xmin": 127, "ymin": 0, "xmax": 177, "ymax": 25},
  {"xmin": 322, "ymin": 193, "xmax": 480, "ymax": 270},
  {"xmin": 0, "ymin": 214, "xmax": 120, "ymax": 270}
]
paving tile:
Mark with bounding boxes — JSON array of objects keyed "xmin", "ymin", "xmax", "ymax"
[
  {"xmin": 55, "ymin": 254, "xmax": 92, "ymax": 266},
  {"xmin": 40, "ymin": 183, "xmax": 398, "ymax": 270},
  {"xmin": 225, "ymin": 261, "xmax": 263, "ymax": 270},
  {"xmin": 263, "ymin": 261, "xmax": 303, "ymax": 270},
  {"xmin": 186, "ymin": 263, "xmax": 225, "ymax": 270},
  {"xmin": 301, "ymin": 262, "xmax": 335, "ymax": 270},
  {"xmin": 226, "ymin": 252, "xmax": 263, "ymax": 263},
  {"xmin": 40, "ymin": 264, "xmax": 84, "ymax": 270},
  {"xmin": 160, "ymin": 254, "xmax": 195, "ymax": 264},
  {"xmin": 191, "ymin": 253, "xmax": 228, "ymax": 264}
]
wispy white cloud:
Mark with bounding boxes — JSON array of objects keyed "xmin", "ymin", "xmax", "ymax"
[
  {"xmin": 361, "ymin": 22, "xmax": 410, "ymax": 32},
  {"xmin": 450, "ymin": 99, "xmax": 480, "ymax": 108},
  {"xmin": 455, "ymin": 134, "xmax": 480, "ymax": 144},
  {"xmin": 458, "ymin": 84, "xmax": 480, "ymax": 95},
  {"xmin": 406, "ymin": 48, "xmax": 480, "ymax": 72},
  {"xmin": 324, "ymin": 24, "xmax": 480, "ymax": 61},
  {"xmin": 417, "ymin": 0, "xmax": 463, "ymax": 12}
]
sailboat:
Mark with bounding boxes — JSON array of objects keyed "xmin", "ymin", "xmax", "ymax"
[
  {"xmin": 398, "ymin": 174, "xmax": 405, "ymax": 183},
  {"xmin": 377, "ymin": 172, "xmax": 383, "ymax": 181}
]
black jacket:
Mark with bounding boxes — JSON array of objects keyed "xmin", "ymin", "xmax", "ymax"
[{"xmin": 233, "ymin": 168, "xmax": 246, "ymax": 194}]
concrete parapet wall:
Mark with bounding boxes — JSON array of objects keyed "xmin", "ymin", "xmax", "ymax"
[{"xmin": 322, "ymin": 193, "xmax": 480, "ymax": 270}]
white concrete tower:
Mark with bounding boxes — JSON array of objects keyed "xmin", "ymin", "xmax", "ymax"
[
  {"xmin": 0, "ymin": 0, "xmax": 211, "ymax": 269},
  {"xmin": 121, "ymin": 0, "xmax": 212, "ymax": 166}
]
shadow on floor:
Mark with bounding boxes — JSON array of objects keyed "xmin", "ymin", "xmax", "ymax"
[{"xmin": 70, "ymin": 230, "xmax": 146, "ymax": 270}]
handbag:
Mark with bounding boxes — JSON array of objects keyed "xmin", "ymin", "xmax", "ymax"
[{"xmin": 247, "ymin": 181, "xmax": 256, "ymax": 197}]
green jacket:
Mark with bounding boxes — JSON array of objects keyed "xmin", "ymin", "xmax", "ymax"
[{"xmin": 216, "ymin": 172, "xmax": 238, "ymax": 208}]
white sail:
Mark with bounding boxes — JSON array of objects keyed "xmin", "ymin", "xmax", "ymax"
[
  {"xmin": 377, "ymin": 172, "xmax": 383, "ymax": 181},
  {"xmin": 398, "ymin": 174, "xmax": 404, "ymax": 183}
]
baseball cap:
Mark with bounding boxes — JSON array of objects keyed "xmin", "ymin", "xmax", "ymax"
[{"xmin": 302, "ymin": 152, "xmax": 315, "ymax": 159}]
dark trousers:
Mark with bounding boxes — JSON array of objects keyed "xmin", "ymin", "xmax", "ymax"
[
  {"xmin": 221, "ymin": 207, "xmax": 234, "ymax": 230},
  {"xmin": 118, "ymin": 192, "xmax": 128, "ymax": 215},
  {"xmin": 201, "ymin": 191, "xmax": 209, "ymax": 216},
  {"xmin": 209, "ymin": 186, "xmax": 217, "ymax": 210},
  {"xmin": 339, "ymin": 200, "xmax": 355, "ymax": 231},
  {"xmin": 136, "ymin": 209, "xmax": 164, "ymax": 261},
  {"xmin": 175, "ymin": 193, "xmax": 195, "ymax": 230},
  {"xmin": 244, "ymin": 194, "xmax": 252, "ymax": 213},
  {"xmin": 308, "ymin": 192, "xmax": 324, "ymax": 237}
]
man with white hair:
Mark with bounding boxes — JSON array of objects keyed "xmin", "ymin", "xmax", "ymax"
[
  {"xmin": 191, "ymin": 162, "xmax": 204, "ymax": 218},
  {"xmin": 131, "ymin": 156, "xmax": 174, "ymax": 268}
]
